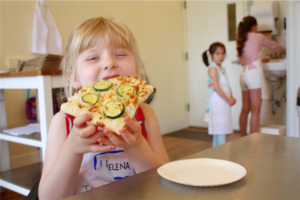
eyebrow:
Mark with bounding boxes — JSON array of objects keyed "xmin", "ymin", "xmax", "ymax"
[{"xmin": 80, "ymin": 49, "xmax": 98, "ymax": 57}]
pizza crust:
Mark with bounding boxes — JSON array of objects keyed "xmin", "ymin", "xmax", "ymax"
[{"xmin": 60, "ymin": 76, "xmax": 154, "ymax": 135}]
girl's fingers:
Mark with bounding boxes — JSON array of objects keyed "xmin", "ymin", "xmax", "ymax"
[
  {"xmin": 89, "ymin": 144, "xmax": 116, "ymax": 153},
  {"xmin": 74, "ymin": 113, "xmax": 92, "ymax": 128},
  {"xmin": 120, "ymin": 128, "xmax": 136, "ymax": 145},
  {"xmin": 79, "ymin": 124, "xmax": 97, "ymax": 138},
  {"xmin": 103, "ymin": 129, "xmax": 122, "ymax": 146},
  {"xmin": 97, "ymin": 136, "xmax": 113, "ymax": 145},
  {"xmin": 123, "ymin": 117, "xmax": 141, "ymax": 134}
]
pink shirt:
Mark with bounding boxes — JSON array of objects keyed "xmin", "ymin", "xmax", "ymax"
[{"xmin": 240, "ymin": 32, "xmax": 282, "ymax": 65}]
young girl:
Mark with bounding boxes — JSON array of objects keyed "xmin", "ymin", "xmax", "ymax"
[
  {"xmin": 38, "ymin": 17, "xmax": 169, "ymax": 199},
  {"xmin": 202, "ymin": 42, "xmax": 236, "ymax": 147},
  {"xmin": 237, "ymin": 16, "xmax": 286, "ymax": 137}
]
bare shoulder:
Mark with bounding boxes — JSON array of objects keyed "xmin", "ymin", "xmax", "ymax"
[
  {"xmin": 208, "ymin": 67, "xmax": 217, "ymax": 73},
  {"xmin": 139, "ymin": 104, "xmax": 169, "ymax": 161},
  {"xmin": 47, "ymin": 112, "xmax": 67, "ymax": 149},
  {"xmin": 51, "ymin": 111, "xmax": 66, "ymax": 125},
  {"xmin": 208, "ymin": 67, "xmax": 218, "ymax": 79},
  {"xmin": 139, "ymin": 103, "xmax": 155, "ymax": 116},
  {"xmin": 49, "ymin": 111, "xmax": 67, "ymax": 131},
  {"xmin": 139, "ymin": 103, "xmax": 159, "ymax": 126},
  {"xmin": 139, "ymin": 103, "xmax": 161, "ymax": 135}
]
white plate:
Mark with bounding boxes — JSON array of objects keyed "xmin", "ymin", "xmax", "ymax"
[{"xmin": 157, "ymin": 158, "xmax": 246, "ymax": 187}]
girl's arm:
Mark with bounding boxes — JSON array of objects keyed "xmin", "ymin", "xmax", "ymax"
[
  {"xmin": 103, "ymin": 104, "xmax": 169, "ymax": 173},
  {"xmin": 38, "ymin": 112, "xmax": 82, "ymax": 199},
  {"xmin": 127, "ymin": 103, "xmax": 169, "ymax": 172},
  {"xmin": 39, "ymin": 112, "xmax": 114, "ymax": 199},
  {"xmin": 208, "ymin": 67, "xmax": 234, "ymax": 105},
  {"xmin": 229, "ymin": 88, "xmax": 236, "ymax": 106},
  {"xmin": 261, "ymin": 34, "xmax": 286, "ymax": 54},
  {"xmin": 225, "ymin": 70, "xmax": 236, "ymax": 106}
]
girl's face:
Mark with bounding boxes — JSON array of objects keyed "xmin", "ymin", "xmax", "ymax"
[
  {"xmin": 74, "ymin": 44, "xmax": 137, "ymax": 89},
  {"xmin": 210, "ymin": 46, "xmax": 226, "ymax": 66}
]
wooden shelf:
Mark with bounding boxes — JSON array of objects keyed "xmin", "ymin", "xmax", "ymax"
[
  {"xmin": 0, "ymin": 133, "xmax": 42, "ymax": 147},
  {"xmin": 0, "ymin": 70, "xmax": 62, "ymax": 78},
  {"xmin": 0, "ymin": 162, "xmax": 42, "ymax": 196}
]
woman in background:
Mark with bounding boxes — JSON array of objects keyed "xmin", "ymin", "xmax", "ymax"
[{"xmin": 237, "ymin": 16, "xmax": 286, "ymax": 137}]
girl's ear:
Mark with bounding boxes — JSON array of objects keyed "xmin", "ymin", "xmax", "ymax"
[
  {"xmin": 67, "ymin": 70, "xmax": 82, "ymax": 90},
  {"xmin": 72, "ymin": 80, "xmax": 82, "ymax": 90},
  {"xmin": 251, "ymin": 25, "xmax": 257, "ymax": 32},
  {"xmin": 209, "ymin": 53, "xmax": 213, "ymax": 61}
]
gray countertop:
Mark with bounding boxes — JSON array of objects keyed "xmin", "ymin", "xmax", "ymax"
[{"xmin": 64, "ymin": 133, "xmax": 300, "ymax": 200}]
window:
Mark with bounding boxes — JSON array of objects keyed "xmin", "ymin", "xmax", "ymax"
[{"xmin": 227, "ymin": 3, "xmax": 236, "ymax": 41}]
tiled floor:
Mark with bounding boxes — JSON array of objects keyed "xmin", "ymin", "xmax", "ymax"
[{"xmin": 0, "ymin": 127, "xmax": 241, "ymax": 199}]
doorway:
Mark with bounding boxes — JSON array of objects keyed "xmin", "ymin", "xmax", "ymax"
[{"xmin": 185, "ymin": 1, "xmax": 245, "ymax": 130}]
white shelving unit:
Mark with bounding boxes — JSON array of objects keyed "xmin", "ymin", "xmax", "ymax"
[{"xmin": 0, "ymin": 71, "xmax": 63, "ymax": 196}]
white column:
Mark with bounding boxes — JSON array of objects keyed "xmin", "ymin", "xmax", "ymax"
[
  {"xmin": 0, "ymin": 89, "xmax": 9, "ymax": 193},
  {"xmin": 287, "ymin": 1, "xmax": 300, "ymax": 137},
  {"xmin": 37, "ymin": 76, "xmax": 53, "ymax": 160}
]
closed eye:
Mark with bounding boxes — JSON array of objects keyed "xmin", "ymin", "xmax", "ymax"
[
  {"xmin": 115, "ymin": 48, "xmax": 129, "ymax": 57},
  {"xmin": 87, "ymin": 57, "xmax": 98, "ymax": 61},
  {"xmin": 116, "ymin": 53, "xmax": 126, "ymax": 57}
]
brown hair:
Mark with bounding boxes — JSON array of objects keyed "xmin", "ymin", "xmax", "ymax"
[
  {"xmin": 236, "ymin": 16, "xmax": 257, "ymax": 57},
  {"xmin": 62, "ymin": 17, "xmax": 146, "ymax": 98},
  {"xmin": 202, "ymin": 42, "xmax": 226, "ymax": 67}
]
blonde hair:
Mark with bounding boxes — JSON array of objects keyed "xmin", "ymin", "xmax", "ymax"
[{"xmin": 62, "ymin": 17, "xmax": 146, "ymax": 98}]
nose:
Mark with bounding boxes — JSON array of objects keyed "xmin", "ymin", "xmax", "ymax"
[{"xmin": 103, "ymin": 54, "xmax": 118, "ymax": 70}]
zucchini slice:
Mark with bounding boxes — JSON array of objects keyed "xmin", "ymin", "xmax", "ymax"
[
  {"xmin": 93, "ymin": 80, "xmax": 113, "ymax": 92},
  {"xmin": 103, "ymin": 100, "xmax": 124, "ymax": 119},
  {"xmin": 116, "ymin": 84, "xmax": 137, "ymax": 98},
  {"xmin": 82, "ymin": 93, "xmax": 99, "ymax": 105}
]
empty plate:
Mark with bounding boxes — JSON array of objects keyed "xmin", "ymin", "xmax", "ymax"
[{"xmin": 157, "ymin": 158, "xmax": 246, "ymax": 187}]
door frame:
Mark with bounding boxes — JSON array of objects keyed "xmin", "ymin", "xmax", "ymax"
[{"xmin": 286, "ymin": 0, "xmax": 300, "ymax": 137}]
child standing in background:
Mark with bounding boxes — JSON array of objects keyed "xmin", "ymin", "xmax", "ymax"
[
  {"xmin": 38, "ymin": 17, "xmax": 169, "ymax": 199},
  {"xmin": 237, "ymin": 16, "xmax": 286, "ymax": 137},
  {"xmin": 202, "ymin": 42, "xmax": 236, "ymax": 147}
]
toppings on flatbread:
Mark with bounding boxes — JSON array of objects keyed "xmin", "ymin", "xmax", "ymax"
[
  {"xmin": 103, "ymin": 100, "xmax": 125, "ymax": 119},
  {"xmin": 82, "ymin": 93, "xmax": 99, "ymax": 105},
  {"xmin": 92, "ymin": 80, "xmax": 113, "ymax": 91},
  {"xmin": 60, "ymin": 76, "xmax": 154, "ymax": 135},
  {"xmin": 116, "ymin": 84, "xmax": 137, "ymax": 98}
]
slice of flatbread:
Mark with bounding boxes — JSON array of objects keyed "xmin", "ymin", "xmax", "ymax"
[{"xmin": 60, "ymin": 76, "xmax": 154, "ymax": 135}]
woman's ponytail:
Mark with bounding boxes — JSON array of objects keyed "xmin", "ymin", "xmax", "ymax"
[
  {"xmin": 237, "ymin": 16, "xmax": 257, "ymax": 57},
  {"xmin": 202, "ymin": 50, "xmax": 209, "ymax": 67}
]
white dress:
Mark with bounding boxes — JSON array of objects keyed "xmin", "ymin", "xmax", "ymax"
[{"xmin": 207, "ymin": 64, "xmax": 233, "ymax": 135}]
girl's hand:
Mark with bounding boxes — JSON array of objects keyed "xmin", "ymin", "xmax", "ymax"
[
  {"xmin": 280, "ymin": 47, "xmax": 286, "ymax": 55},
  {"xmin": 68, "ymin": 113, "xmax": 116, "ymax": 155},
  {"xmin": 231, "ymin": 97, "xmax": 236, "ymax": 106},
  {"xmin": 103, "ymin": 116, "xmax": 143, "ymax": 149},
  {"xmin": 227, "ymin": 97, "xmax": 236, "ymax": 106},
  {"xmin": 261, "ymin": 58, "xmax": 270, "ymax": 63}
]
